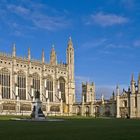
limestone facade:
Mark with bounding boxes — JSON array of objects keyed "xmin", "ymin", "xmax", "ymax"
[
  {"xmin": 72, "ymin": 82, "xmax": 96, "ymax": 116},
  {"xmin": 116, "ymin": 74, "xmax": 140, "ymax": 118},
  {"xmin": 0, "ymin": 38, "xmax": 140, "ymax": 118},
  {"xmin": 0, "ymin": 38, "xmax": 75, "ymax": 116}
]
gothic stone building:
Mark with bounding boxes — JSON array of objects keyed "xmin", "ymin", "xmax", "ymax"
[
  {"xmin": 116, "ymin": 74, "xmax": 140, "ymax": 118},
  {"xmin": 92, "ymin": 74, "xmax": 140, "ymax": 119},
  {"xmin": 0, "ymin": 37, "xmax": 140, "ymax": 118},
  {"xmin": 0, "ymin": 37, "xmax": 75, "ymax": 116},
  {"xmin": 72, "ymin": 82, "xmax": 96, "ymax": 116},
  {"xmin": 76, "ymin": 73, "xmax": 140, "ymax": 118},
  {"xmin": 72, "ymin": 82, "xmax": 116, "ymax": 117}
]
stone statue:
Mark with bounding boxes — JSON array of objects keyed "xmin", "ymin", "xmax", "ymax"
[{"xmin": 31, "ymin": 90, "xmax": 45, "ymax": 120}]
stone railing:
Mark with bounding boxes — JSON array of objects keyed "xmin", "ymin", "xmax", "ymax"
[{"xmin": 0, "ymin": 52, "xmax": 12, "ymax": 58}]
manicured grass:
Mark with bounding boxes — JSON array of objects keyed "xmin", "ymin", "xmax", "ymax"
[
  {"xmin": 0, "ymin": 116, "xmax": 140, "ymax": 140},
  {"xmin": 0, "ymin": 115, "xmax": 30, "ymax": 120}
]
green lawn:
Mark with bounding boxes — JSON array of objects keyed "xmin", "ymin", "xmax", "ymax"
[{"xmin": 0, "ymin": 116, "xmax": 140, "ymax": 140}]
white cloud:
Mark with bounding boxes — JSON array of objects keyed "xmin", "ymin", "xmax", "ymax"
[
  {"xmin": 75, "ymin": 75, "xmax": 129, "ymax": 101},
  {"xmin": 75, "ymin": 76, "xmax": 91, "ymax": 82},
  {"xmin": 96, "ymin": 84, "xmax": 128, "ymax": 99},
  {"xmin": 105, "ymin": 43, "xmax": 130, "ymax": 49},
  {"xmin": 7, "ymin": 4, "xmax": 30, "ymax": 15},
  {"xmin": 0, "ymin": 1, "xmax": 71, "ymax": 33},
  {"xmin": 32, "ymin": 15, "xmax": 69, "ymax": 31},
  {"xmin": 81, "ymin": 38, "xmax": 130, "ymax": 53},
  {"xmin": 96, "ymin": 85, "xmax": 114, "ymax": 99},
  {"xmin": 81, "ymin": 38, "xmax": 107, "ymax": 49},
  {"xmin": 87, "ymin": 12, "xmax": 129, "ymax": 27},
  {"xmin": 6, "ymin": 4, "xmax": 70, "ymax": 31}
]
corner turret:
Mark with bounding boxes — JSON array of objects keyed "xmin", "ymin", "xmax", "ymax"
[
  {"xmin": 66, "ymin": 37, "xmax": 75, "ymax": 113},
  {"xmin": 67, "ymin": 37, "xmax": 74, "ymax": 82}
]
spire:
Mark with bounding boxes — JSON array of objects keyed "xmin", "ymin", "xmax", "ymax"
[
  {"xmin": 68, "ymin": 36, "xmax": 73, "ymax": 46},
  {"xmin": 51, "ymin": 44, "xmax": 55, "ymax": 52},
  {"xmin": 112, "ymin": 91, "xmax": 115, "ymax": 99},
  {"xmin": 42, "ymin": 49, "xmax": 45, "ymax": 63},
  {"xmin": 67, "ymin": 37, "xmax": 74, "ymax": 50},
  {"xmin": 50, "ymin": 45, "xmax": 57, "ymax": 65},
  {"xmin": 12, "ymin": 43, "xmax": 16, "ymax": 57},
  {"xmin": 128, "ymin": 86, "xmax": 131, "ymax": 92},
  {"xmin": 101, "ymin": 94, "xmax": 104, "ymax": 104},
  {"xmin": 131, "ymin": 74, "xmax": 135, "ymax": 94},
  {"xmin": 101, "ymin": 94, "xmax": 104, "ymax": 100},
  {"xmin": 116, "ymin": 85, "xmax": 120, "ymax": 96},
  {"xmin": 131, "ymin": 73, "xmax": 135, "ymax": 82},
  {"xmin": 112, "ymin": 91, "xmax": 115, "ymax": 94},
  {"xmin": 28, "ymin": 48, "xmax": 31, "ymax": 61}
]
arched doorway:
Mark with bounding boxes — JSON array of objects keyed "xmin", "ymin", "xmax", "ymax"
[
  {"xmin": 86, "ymin": 106, "xmax": 90, "ymax": 116},
  {"xmin": 77, "ymin": 106, "xmax": 81, "ymax": 115}
]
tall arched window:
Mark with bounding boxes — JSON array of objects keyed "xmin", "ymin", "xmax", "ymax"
[
  {"xmin": 17, "ymin": 71, "xmax": 26, "ymax": 100},
  {"xmin": 46, "ymin": 76, "xmax": 53, "ymax": 102},
  {"xmin": 32, "ymin": 73, "xmax": 40, "ymax": 92},
  {"xmin": 59, "ymin": 77, "xmax": 65, "ymax": 102},
  {"xmin": 0, "ymin": 68, "xmax": 10, "ymax": 99}
]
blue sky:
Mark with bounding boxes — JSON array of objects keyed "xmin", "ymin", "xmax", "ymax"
[{"xmin": 0, "ymin": 0, "xmax": 140, "ymax": 100}]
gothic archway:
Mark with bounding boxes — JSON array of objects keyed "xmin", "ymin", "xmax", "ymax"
[
  {"xmin": 45, "ymin": 75, "xmax": 53, "ymax": 102},
  {"xmin": 17, "ymin": 70, "xmax": 26, "ymax": 100},
  {"xmin": 59, "ymin": 77, "xmax": 65, "ymax": 102},
  {"xmin": 32, "ymin": 73, "xmax": 40, "ymax": 92},
  {"xmin": 0, "ymin": 68, "xmax": 10, "ymax": 99}
]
